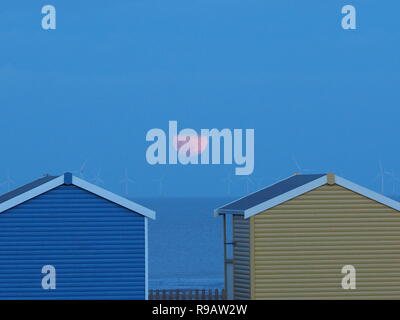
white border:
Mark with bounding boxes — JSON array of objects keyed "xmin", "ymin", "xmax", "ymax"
[
  {"xmin": 0, "ymin": 174, "xmax": 156, "ymax": 219},
  {"xmin": 215, "ymin": 174, "xmax": 400, "ymax": 219}
]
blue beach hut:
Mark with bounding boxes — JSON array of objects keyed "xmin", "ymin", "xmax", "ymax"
[{"xmin": 0, "ymin": 172, "xmax": 155, "ymax": 300}]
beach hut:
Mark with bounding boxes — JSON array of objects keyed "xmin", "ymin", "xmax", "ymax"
[
  {"xmin": 0, "ymin": 172, "xmax": 155, "ymax": 300},
  {"xmin": 215, "ymin": 173, "xmax": 400, "ymax": 299}
]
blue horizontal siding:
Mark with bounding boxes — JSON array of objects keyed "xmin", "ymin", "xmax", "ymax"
[{"xmin": 0, "ymin": 185, "xmax": 146, "ymax": 300}]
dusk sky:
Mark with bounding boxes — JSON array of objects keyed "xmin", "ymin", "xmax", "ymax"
[{"xmin": 0, "ymin": 1, "xmax": 399, "ymax": 198}]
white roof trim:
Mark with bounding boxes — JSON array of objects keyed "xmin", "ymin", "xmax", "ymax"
[
  {"xmin": 0, "ymin": 176, "xmax": 65, "ymax": 214},
  {"xmin": 335, "ymin": 175, "xmax": 400, "ymax": 211},
  {"xmin": 216, "ymin": 174, "xmax": 400, "ymax": 219},
  {"xmin": 72, "ymin": 176, "xmax": 155, "ymax": 219},
  {"xmin": 243, "ymin": 175, "xmax": 328, "ymax": 218},
  {"xmin": 0, "ymin": 174, "xmax": 156, "ymax": 219},
  {"xmin": 214, "ymin": 174, "xmax": 297, "ymax": 217}
]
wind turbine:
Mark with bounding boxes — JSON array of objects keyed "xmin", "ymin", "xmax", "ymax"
[
  {"xmin": 388, "ymin": 170, "xmax": 400, "ymax": 196},
  {"xmin": 1, "ymin": 171, "xmax": 15, "ymax": 192},
  {"xmin": 221, "ymin": 173, "xmax": 234, "ymax": 195},
  {"xmin": 394, "ymin": 173, "xmax": 400, "ymax": 196},
  {"xmin": 242, "ymin": 176, "xmax": 255, "ymax": 194},
  {"xmin": 153, "ymin": 175, "xmax": 166, "ymax": 196},
  {"xmin": 73, "ymin": 160, "xmax": 88, "ymax": 178},
  {"xmin": 373, "ymin": 161, "xmax": 391, "ymax": 194},
  {"xmin": 92, "ymin": 168, "xmax": 104, "ymax": 186},
  {"xmin": 292, "ymin": 156, "xmax": 315, "ymax": 175},
  {"xmin": 120, "ymin": 169, "xmax": 134, "ymax": 196}
]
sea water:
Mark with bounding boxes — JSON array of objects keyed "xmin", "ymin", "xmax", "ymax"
[{"xmin": 137, "ymin": 197, "xmax": 232, "ymax": 289}]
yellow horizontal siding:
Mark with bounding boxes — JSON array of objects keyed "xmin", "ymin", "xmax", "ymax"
[{"xmin": 253, "ymin": 184, "xmax": 400, "ymax": 299}]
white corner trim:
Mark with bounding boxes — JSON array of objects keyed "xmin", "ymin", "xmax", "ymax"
[
  {"xmin": 243, "ymin": 175, "xmax": 328, "ymax": 219},
  {"xmin": 145, "ymin": 217, "xmax": 149, "ymax": 300},
  {"xmin": 335, "ymin": 175, "xmax": 400, "ymax": 211},
  {"xmin": 72, "ymin": 176, "xmax": 156, "ymax": 219},
  {"xmin": 0, "ymin": 176, "xmax": 65, "ymax": 214}
]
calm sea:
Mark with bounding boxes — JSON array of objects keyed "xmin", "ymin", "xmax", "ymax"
[{"xmin": 137, "ymin": 197, "xmax": 233, "ymax": 289}]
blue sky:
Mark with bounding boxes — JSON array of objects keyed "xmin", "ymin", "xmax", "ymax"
[{"xmin": 0, "ymin": 1, "xmax": 399, "ymax": 197}]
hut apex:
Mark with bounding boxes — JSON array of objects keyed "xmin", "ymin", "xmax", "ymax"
[
  {"xmin": 0, "ymin": 172, "xmax": 155, "ymax": 300},
  {"xmin": 327, "ymin": 172, "xmax": 335, "ymax": 185}
]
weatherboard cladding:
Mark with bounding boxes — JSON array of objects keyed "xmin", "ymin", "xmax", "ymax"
[
  {"xmin": 232, "ymin": 214, "xmax": 250, "ymax": 300},
  {"xmin": 0, "ymin": 185, "xmax": 146, "ymax": 299},
  {"xmin": 220, "ymin": 174, "xmax": 325, "ymax": 212},
  {"xmin": 251, "ymin": 184, "xmax": 400, "ymax": 299}
]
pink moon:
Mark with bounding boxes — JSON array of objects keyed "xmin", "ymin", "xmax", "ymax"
[{"xmin": 173, "ymin": 135, "xmax": 208, "ymax": 155}]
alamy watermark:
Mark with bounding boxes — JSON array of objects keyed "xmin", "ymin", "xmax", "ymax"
[
  {"xmin": 146, "ymin": 121, "xmax": 255, "ymax": 176},
  {"xmin": 41, "ymin": 265, "xmax": 56, "ymax": 290},
  {"xmin": 41, "ymin": 5, "xmax": 56, "ymax": 30},
  {"xmin": 341, "ymin": 265, "xmax": 356, "ymax": 289},
  {"xmin": 40, "ymin": 5, "xmax": 356, "ymax": 31},
  {"xmin": 342, "ymin": 5, "xmax": 357, "ymax": 30}
]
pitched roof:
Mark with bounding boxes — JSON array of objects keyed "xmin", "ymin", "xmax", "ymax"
[
  {"xmin": 0, "ymin": 175, "xmax": 58, "ymax": 204},
  {"xmin": 220, "ymin": 174, "xmax": 325, "ymax": 212},
  {"xmin": 215, "ymin": 173, "xmax": 400, "ymax": 219},
  {"xmin": 0, "ymin": 173, "xmax": 155, "ymax": 219}
]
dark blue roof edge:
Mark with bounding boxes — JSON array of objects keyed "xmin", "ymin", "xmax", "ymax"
[
  {"xmin": 0, "ymin": 175, "xmax": 59, "ymax": 204},
  {"xmin": 216, "ymin": 174, "xmax": 327, "ymax": 214}
]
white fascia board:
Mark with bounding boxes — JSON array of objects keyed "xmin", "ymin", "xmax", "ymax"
[
  {"xmin": 335, "ymin": 175, "xmax": 400, "ymax": 211},
  {"xmin": 214, "ymin": 208, "xmax": 243, "ymax": 216},
  {"xmin": 243, "ymin": 175, "xmax": 328, "ymax": 219},
  {"xmin": 0, "ymin": 176, "xmax": 65, "ymax": 214},
  {"xmin": 72, "ymin": 176, "xmax": 156, "ymax": 219}
]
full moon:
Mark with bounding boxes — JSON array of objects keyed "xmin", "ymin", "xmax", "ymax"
[{"xmin": 173, "ymin": 135, "xmax": 209, "ymax": 155}]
